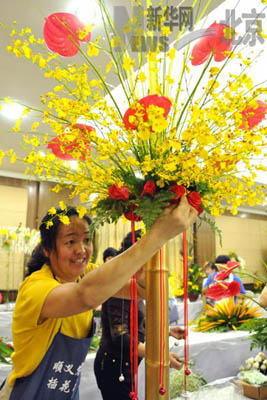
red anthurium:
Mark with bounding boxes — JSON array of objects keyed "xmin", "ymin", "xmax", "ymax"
[
  {"xmin": 124, "ymin": 205, "xmax": 142, "ymax": 221},
  {"xmin": 206, "ymin": 280, "xmax": 241, "ymax": 300},
  {"xmin": 108, "ymin": 184, "xmax": 130, "ymax": 201},
  {"xmin": 215, "ymin": 261, "xmax": 240, "ymax": 281},
  {"xmin": 141, "ymin": 181, "xmax": 156, "ymax": 197},
  {"xmin": 47, "ymin": 124, "xmax": 93, "ymax": 160},
  {"xmin": 43, "ymin": 13, "xmax": 91, "ymax": 57},
  {"xmin": 170, "ymin": 184, "xmax": 186, "ymax": 201},
  {"xmin": 191, "ymin": 22, "xmax": 233, "ymax": 66},
  {"xmin": 123, "ymin": 94, "xmax": 172, "ymax": 130},
  {"xmin": 240, "ymin": 100, "xmax": 267, "ymax": 130}
]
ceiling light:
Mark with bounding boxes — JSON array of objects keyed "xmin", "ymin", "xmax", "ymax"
[
  {"xmin": 0, "ymin": 103, "xmax": 25, "ymax": 120},
  {"xmin": 67, "ymin": 0, "xmax": 102, "ymax": 26}
]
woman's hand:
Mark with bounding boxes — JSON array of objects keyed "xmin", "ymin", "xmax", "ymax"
[
  {"xmin": 169, "ymin": 352, "xmax": 183, "ymax": 370},
  {"xmin": 150, "ymin": 196, "xmax": 198, "ymax": 244},
  {"xmin": 169, "ymin": 326, "xmax": 184, "ymax": 340}
]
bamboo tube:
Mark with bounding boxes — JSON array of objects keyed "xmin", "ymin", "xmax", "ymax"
[{"xmin": 145, "ymin": 250, "xmax": 169, "ymax": 400}]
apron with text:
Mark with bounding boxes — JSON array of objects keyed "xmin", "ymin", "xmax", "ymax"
[{"xmin": 9, "ymin": 321, "xmax": 95, "ymax": 400}]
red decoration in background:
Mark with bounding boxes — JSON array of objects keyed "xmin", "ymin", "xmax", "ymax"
[
  {"xmin": 191, "ymin": 22, "xmax": 233, "ymax": 65},
  {"xmin": 43, "ymin": 12, "xmax": 91, "ymax": 57},
  {"xmin": 47, "ymin": 124, "xmax": 93, "ymax": 160},
  {"xmin": 240, "ymin": 100, "xmax": 267, "ymax": 129},
  {"xmin": 0, "ymin": 292, "xmax": 2, "ymax": 304},
  {"xmin": 123, "ymin": 95, "xmax": 172, "ymax": 130},
  {"xmin": 159, "ymin": 248, "xmax": 166, "ymax": 395},
  {"xmin": 206, "ymin": 280, "xmax": 241, "ymax": 300}
]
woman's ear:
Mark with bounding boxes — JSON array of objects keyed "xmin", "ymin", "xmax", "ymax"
[{"xmin": 42, "ymin": 247, "xmax": 49, "ymax": 258}]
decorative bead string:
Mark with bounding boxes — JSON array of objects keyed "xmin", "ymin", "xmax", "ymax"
[
  {"xmin": 159, "ymin": 247, "xmax": 166, "ymax": 395},
  {"xmin": 129, "ymin": 219, "xmax": 139, "ymax": 400},
  {"xmin": 183, "ymin": 231, "xmax": 190, "ymax": 394}
]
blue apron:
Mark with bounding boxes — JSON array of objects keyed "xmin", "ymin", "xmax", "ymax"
[{"xmin": 9, "ymin": 320, "xmax": 95, "ymax": 400}]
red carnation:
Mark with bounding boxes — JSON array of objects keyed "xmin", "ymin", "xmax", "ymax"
[
  {"xmin": 240, "ymin": 100, "xmax": 267, "ymax": 130},
  {"xmin": 123, "ymin": 94, "xmax": 172, "ymax": 131},
  {"xmin": 141, "ymin": 181, "xmax": 156, "ymax": 197},
  {"xmin": 108, "ymin": 184, "xmax": 130, "ymax": 201},
  {"xmin": 206, "ymin": 280, "xmax": 241, "ymax": 300},
  {"xmin": 47, "ymin": 124, "xmax": 93, "ymax": 160},
  {"xmin": 191, "ymin": 22, "xmax": 233, "ymax": 66},
  {"xmin": 187, "ymin": 191, "xmax": 202, "ymax": 209},
  {"xmin": 43, "ymin": 12, "xmax": 91, "ymax": 57},
  {"xmin": 215, "ymin": 261, "xmax": 240, "ymax": 281},
  {"xmin": 170, "ymin": 185, "xmax": 186, "ymax": 201}
]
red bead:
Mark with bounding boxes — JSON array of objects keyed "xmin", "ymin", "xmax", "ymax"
[
  {"xmin": 185, "ymin": 368, "xmax": 191, "ymax": 375},
  {"xmin": 159, "ymin": 387, "xmax": 166, "ymax": 395},
  {"xmin": 129, "ymin": 392, "xmax": 135, "ymax": 399}
]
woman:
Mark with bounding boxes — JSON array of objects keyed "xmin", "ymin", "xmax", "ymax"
[
  {"xmin": 0, "ymin": 197, "xmax": 197, "ymax": 399},
  {"xmin": 94, "ymin": 230, "xmax": 185, "ymax": 400}
]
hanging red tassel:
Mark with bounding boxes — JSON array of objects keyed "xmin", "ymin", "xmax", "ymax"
[
  {"xmin": 183, "ymin": 231, "xmax": 190, "ymax": 393},
  {"xmin": 130, "ymin": 218, "xmax": 139, "ymax": 399}
]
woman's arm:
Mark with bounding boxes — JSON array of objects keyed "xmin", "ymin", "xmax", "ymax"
[{"xmin": 40, "ymin": 197, "xmax": 197, "ymax": 320}]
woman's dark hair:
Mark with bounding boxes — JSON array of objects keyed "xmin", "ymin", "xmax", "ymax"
[
  {"xmin": 103, "ymin": 247, "xmax": 117, "ymax": 262},
  {"xmin": 215, "ymin": 255, "xmax": 230, "ymax": 265},
  {"xmin": 205, "ymin": 261, "xmax": 218, "ymax": 272},
  {"xmin": 26, "ymin": 205, "xmax": 92, "ymax": 276},
  {"xmin": 117, "ymin": 229, "xmax": 142, "ymax": 254}
]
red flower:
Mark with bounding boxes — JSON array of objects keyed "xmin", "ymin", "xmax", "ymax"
[
  {"xmin": 206, "ymin": 281, "xmax": 241, "ymax": 300},
  {"xmin": 0, "ymin": 292, "xmax": 2, "ymax": 304},
  {"xmin": 124, "ymin": 205, "xmax": 142, "ymax": 221},
  {"xmin": 215, "ymin": 261, "xmax": 240, "ymax": 281},
  {"xmin": 123, "ymin": 94, "xmax": 172, "ymax": 130},
  {"xmin": 43, "ymin": 13, "xmax": 91, "ymax": 57},
  {"xmin": 141, "ymin": 181, "xmax": 156, "ymax": 197},
  {"xmin": 240, "ymin": 100, "xmax": 267, "ymax": 130},
  {"xmin": 170, "ymin": 185, "xmax": 186, "ymax": 201},
  {"xmin": 47, "ymin": 124, "xmax": 93, "ymax": 160},
  {"xmin": 187, "ymin": 191, "xmax": 202, "ymax": 209},
  {"xmin": 108, "ymin": 184, "xmax": 130, "ymax": 201},
  {"xmin": 191, "ymin": 22, "xmax": 233, "ymax": 66}
]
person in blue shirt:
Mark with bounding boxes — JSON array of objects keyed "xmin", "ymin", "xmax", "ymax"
[{"xmin": 203, "ymin": 255, "xmax": 246, "ymax": 305}]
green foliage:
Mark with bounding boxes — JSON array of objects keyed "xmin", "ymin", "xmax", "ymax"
[
  {"xmin": 0, "ymin": 338, "xmax": 14, "ymax": 364},
  {"xmin": 88, "ymin": 334, "xmax": 101, "ymax": 353},
  {"xmin": 170, "ymin": 367, "xmax": 207, "ymax": 399},
  {"xmin": 240, "ymin": 318, "xmax": 267, "ymax": 351}
]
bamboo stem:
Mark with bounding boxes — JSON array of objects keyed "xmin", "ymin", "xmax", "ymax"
[{"xmin": 145, "ymin": 250, "xmax": 169, "ymax": 400}]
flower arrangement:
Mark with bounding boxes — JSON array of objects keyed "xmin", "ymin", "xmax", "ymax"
[
  {"xmin": 0, "ymin": 226, "xmax": 40, "ymax": 254},
  {"xmin": 194, "ymin": 297, "xmax": 262, "ymax": 332},
  {"xmin": 0, "ymin": 0, "xmax": 266, "ymax": 232},
  {"xmin": 170, "ymin": 367, "xmax": 206, "ymax": 399},
  {"xmin": 169, "ymin": 262, "xmax": 205, "ymax": 298},
  {"xmin": 239, "ymin": 352, "xmax": 267, "ymax": 376}
]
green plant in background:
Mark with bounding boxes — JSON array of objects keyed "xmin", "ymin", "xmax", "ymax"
[
  {"xmin": 0, "ymin": 337, "xmax": 14, "ymax": 364},
  {"xmin": 240, "ymin": 318, "xmax": 267, "ymax": 352},
  {"xmin": 170, "ymin": 367, "xmax": 206, "ymax": 399}
]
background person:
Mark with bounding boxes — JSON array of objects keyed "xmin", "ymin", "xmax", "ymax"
[
  {"xmin": 94, "ymin": 229, "xmax": 185, "ymax": 400},
  {"xmin": 103, "ymin": 247, "xmax": 117, "ymax": 263},
  {"xmin": 0, "ymin": 196, "xmax": 197, "ymax": 399},
  {"xmin": 202, "ymin": 255, "xmax": 246, "ymax": 306}
]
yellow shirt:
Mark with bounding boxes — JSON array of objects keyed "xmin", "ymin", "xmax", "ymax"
[{"xmin": 9, "ymin": 263, "xmax": 96, "ymax": 386}]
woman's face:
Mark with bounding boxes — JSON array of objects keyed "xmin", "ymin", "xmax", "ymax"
[{"xmin": 48, "ymin": 215, "xmax": 93, "ymax": 282}]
